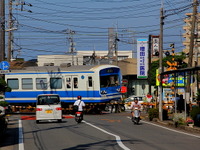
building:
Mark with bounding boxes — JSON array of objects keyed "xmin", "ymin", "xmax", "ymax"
[
  {"xmin": 37, "ymin": 50, "xmax": 133, "ymax": 66},
  {"xmin": 183, "ymin": 13, "xmax": 200, "ymax": 56},
  {"xmin": 113, "ymin": 58, "xmax": 150, "ymax": 98}
]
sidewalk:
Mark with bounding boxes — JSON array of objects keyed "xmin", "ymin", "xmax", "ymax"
[{"xmin": 140, "ymin": 112, "xmax": 200, "ymax": 134}]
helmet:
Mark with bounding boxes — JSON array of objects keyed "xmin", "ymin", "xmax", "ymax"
[{"xmin": 77, "ymin": 95, "xmax": 82, "ymax": 100}]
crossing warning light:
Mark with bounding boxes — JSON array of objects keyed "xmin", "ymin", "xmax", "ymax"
[{"xmin": 121, "ymin": 86, "xmax": 127, "ymax": 93}]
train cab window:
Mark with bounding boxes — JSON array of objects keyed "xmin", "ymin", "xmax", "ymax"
[
  {"xmin": 22, "ymin": 78, "xmax": 33, "ymax": 89},
  {"xmin": 7, "ymin": 78, "xmax": 19, "ymax": 89},
  {"xmin": 73, "ymin": 77, "xmax": 78, "ymax": 88},
  {"xmin": 36, "ymin": 78, "xmax": 47, "ymax": 89},
  {"xmin": 66, "ymin": 77, "xmax": 71, "ymax": 88},
  {"xmin": 100, "ymin": 75, "xmax": 119, "ymax": 87},
  {"xmin": 88, "ymin": 76, "xmax": 93, "ymax": 87},
  {"xmin": 50, "ymin": 78, "xmax": 62, "ymax": 89}
]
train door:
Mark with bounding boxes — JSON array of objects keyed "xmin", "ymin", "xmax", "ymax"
[
  {"xmin": 86, "ymin": 76, "xmax": 94, "ymax": 98},
  {"xmin": 65, "ymin": 76, "xmax": 79, "ymax": 100}
]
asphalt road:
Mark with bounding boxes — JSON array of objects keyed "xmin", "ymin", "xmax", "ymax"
[{"xmin": 1, "ymin": 112, "xmax": 200, "ymax": 150}]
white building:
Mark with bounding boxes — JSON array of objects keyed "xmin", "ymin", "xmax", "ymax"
[{"xmin": 37, "ymin": 50, "xmax": 133, "ymax": 66}]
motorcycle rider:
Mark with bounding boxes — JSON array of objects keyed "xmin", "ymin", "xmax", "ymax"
[
  {"xmin": 130, "ymin": 98, "xmax": 141, "ymax": 119},
  {"xmin": 73, "ymin": 96, "xmax": 85, "ymax": 119}
]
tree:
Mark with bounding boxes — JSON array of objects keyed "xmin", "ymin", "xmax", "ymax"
[
  {"xmin": 148, "ymin": 52, "xmax": 187, "ymax": 86},
  {"xmin": 0, "ymin": 77, "xmax": 11, "ymax": 94}
]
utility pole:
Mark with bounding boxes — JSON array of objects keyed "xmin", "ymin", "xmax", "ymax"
[
  {"xmin": 148, "ymin": 35, "xmax": 152, "ymax": 95},
  {"xmin": 7, "ymin": 0, "xmax": 13, "ymax": 62},
  {"xmin": 158, "ymin": 3, "xmax": 164, "ymax": 121},
  {"xmin": 114, "ymin": 32, "xmax": 119, "ymax": 65},
  {"xmin": 186, "ymin": 0, "xmax": 198, "ymax": 104},
  {"xmin": 68, "ymin": 30, "xmax": 75, "ymax": 66},
  {"xmin": 0, "ymin": 0, "xmax": 5, "ymax": 61}
]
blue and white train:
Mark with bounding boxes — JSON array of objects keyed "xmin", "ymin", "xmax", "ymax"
[{"xmin": 4, "ymin": 64, "xmax": 122, "ymax": 110}]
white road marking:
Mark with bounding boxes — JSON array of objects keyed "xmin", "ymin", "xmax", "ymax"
[
  {"xmin": 83, "ymin": 120, "xmax": 131, "ymax": 150},
  {"xmin": 19, "ymin": 119, "xmax": 24, "ymax": 150},
  {"xmin": 127, "ymin": 116, "xmax": 200, "ymax": 139}
]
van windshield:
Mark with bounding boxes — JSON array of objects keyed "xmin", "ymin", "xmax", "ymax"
[{"xmin": 37, "ymin": 95, "xmax": 60, "ymax": 105}]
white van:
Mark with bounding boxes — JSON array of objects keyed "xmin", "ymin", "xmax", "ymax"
[{"xmin": 36, "ymin": 94, "xmax": 62, "ymax": 123}]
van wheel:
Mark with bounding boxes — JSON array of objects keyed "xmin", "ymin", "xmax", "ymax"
[
  {"xmin": 58, "ymin": 119, "xmax": 62, "ymax": 123},
  {"xmin": 36, "ymin": 120, "xmax": 39, "ymax": 124}
]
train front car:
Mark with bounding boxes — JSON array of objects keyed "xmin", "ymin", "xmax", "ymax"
[
  {"xmin": 4, "ymin": 65, "xmax": 122, "ymax": 113},
  {"xmin": 96, "ymin": 65, "xmax": 122, "ymax": 103}
]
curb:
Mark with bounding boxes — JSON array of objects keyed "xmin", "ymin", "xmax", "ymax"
[{"xmin": 144, "ymin": 117, "xmax": 200, "ymax": 134}]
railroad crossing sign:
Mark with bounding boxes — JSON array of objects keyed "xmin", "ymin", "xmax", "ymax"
[{"xmin": 0, "ymin": 61, "xmax": 10, "ymax": 70}]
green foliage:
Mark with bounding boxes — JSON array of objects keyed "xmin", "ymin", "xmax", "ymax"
[
  {"xmin": 196, "ymin": 89, "xmax": 200, "ymax": 105},
  {"xmin": 172, "ymin": 113, "xmax": 185, "ymax": 125},
  {"xmin": 190, "ymin": 106, "xmax": 200, "ymax": 125},
  {"xmin": 148, "ymin": 108, "xmax": 159, "ymax": 121},
  {"xmin": 0, "ymin": 77, "xmax": 11, "ymax": 93},
  {"xmin": 148, "ymin": 52, "xmax": 187, "ymax": 86},
  {"xmin": 0, "ymin": 101, "xmax": 9, "ymax": 107}
]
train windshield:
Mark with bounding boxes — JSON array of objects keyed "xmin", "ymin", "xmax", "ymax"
[
  {"xmin": 100, "ymin": 75, "xmax": 119, "ymax": 87},
  {"xmin": 37, "ymin": 95, "xmax": 60, "ymax": 105}
]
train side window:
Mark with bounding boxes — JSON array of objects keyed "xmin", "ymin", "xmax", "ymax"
[
  {"xmin": 7, "ymin": 78, "xmax": 19, "ymax": 89},
  {"xmin": 88, "ymin": 76, "xmax": 93, "ymax": 87},
  {"xmin": 36, "ymin": 78, "xmax": 47, "ymax": 89},
  {"xmin": 66, "ymin": 77, "xmax": 71, "ymax": 88},
  {"xmin": 22, "ymin": 78, "xmax": 33, "ymax": 89},
  {"xmin": 73, "ymin": 77, "xmax": 78, "ymax": 88},
  {"xmin": 50, "ymin": 78, "xmax": 62, "ymax": 89}
]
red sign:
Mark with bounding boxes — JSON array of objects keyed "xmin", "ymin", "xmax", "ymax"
[{"xmin": 121, "ymin": 86, "xmax": 127, "ymax": 93}]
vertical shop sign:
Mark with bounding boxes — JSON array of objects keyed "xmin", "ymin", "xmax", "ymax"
[
  {"xmin": 137, "ymin": 39, "xmax": 148, "ymax": 79},
  {"xmin": 152, "ymin": 36, "xmax": 159, "ymax": 56}
]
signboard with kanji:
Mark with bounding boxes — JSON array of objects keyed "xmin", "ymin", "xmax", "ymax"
[{"xmin": 137, "ymin": 39, "xmax": 148, "ymax": 79}]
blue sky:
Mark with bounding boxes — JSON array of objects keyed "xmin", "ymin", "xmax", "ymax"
[{"xmin": 5, "ymin": 0, "xmax": 193, "ymax": 60}]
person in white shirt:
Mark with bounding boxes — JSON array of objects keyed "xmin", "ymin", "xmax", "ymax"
[
  {"xmin": 130, "ymin": 98, "xmax": 142, "ymax": 118},
  {"xmin": 0, "ymin": 106, "xmax": 5, "ymax": 115},
  {"xmin": 73, "ymin": 96, "xmax": 85, "ymax": 112}
]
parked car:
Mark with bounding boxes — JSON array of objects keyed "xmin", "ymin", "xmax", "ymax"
[{"xmin": 0, "ymin": 114, "xmax": 8, "ymax": 139}]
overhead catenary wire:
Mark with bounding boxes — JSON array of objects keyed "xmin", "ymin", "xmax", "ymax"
[{"xmin": 4, "ymin": 0, "xmax": 193, "ymax": 60}]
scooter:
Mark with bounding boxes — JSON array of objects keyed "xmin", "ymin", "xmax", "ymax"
[
  {"xmin": 132, "ymin": 107, "xmax": 140, "ymax": 125},
  {"xmin": 75, "ymin": 111, "xmax": 83, "ymax": 123}
]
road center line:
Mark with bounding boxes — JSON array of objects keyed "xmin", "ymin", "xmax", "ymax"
[
  {"xmin": 19, "ymin": 119, "xmax": 24, "ymax": 150},
  {"xmin": 127, "ymin": 117, "xmax": 200, "ymax": 139},
  {"xmin": 83, "ymin": 120, "xmax": 131, "ymax": 150}
]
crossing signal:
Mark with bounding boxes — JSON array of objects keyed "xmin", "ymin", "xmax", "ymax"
[
  {"xmin": 170, "ymin": 43, "xmax": 174, "ymax": 48},
  {"xmin": 132, "ymin": 87, "xmax": 135, "ymax": 95},
  {"xmin": 155, "ymin": 51, "xmax": 159, "ymax": 56},
  {"xmin": 165, "ymin": 51, "xmax": 170, "ymax": 56}
]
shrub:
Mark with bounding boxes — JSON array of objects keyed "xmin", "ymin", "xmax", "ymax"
[
  {"xmin": 172, "ymin": 113, "xmax": 186, "ymax": 127},
  {"xmin": 0, "ymin": 101, "xmax": 9, "ymax": 107},
  {"xmin": 148, "ymin": 108, "xmax": 159, "ymax": 121},
  {"xmin": 190, "ymin": 106, "xmax": 200, "ymax": 126}
]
